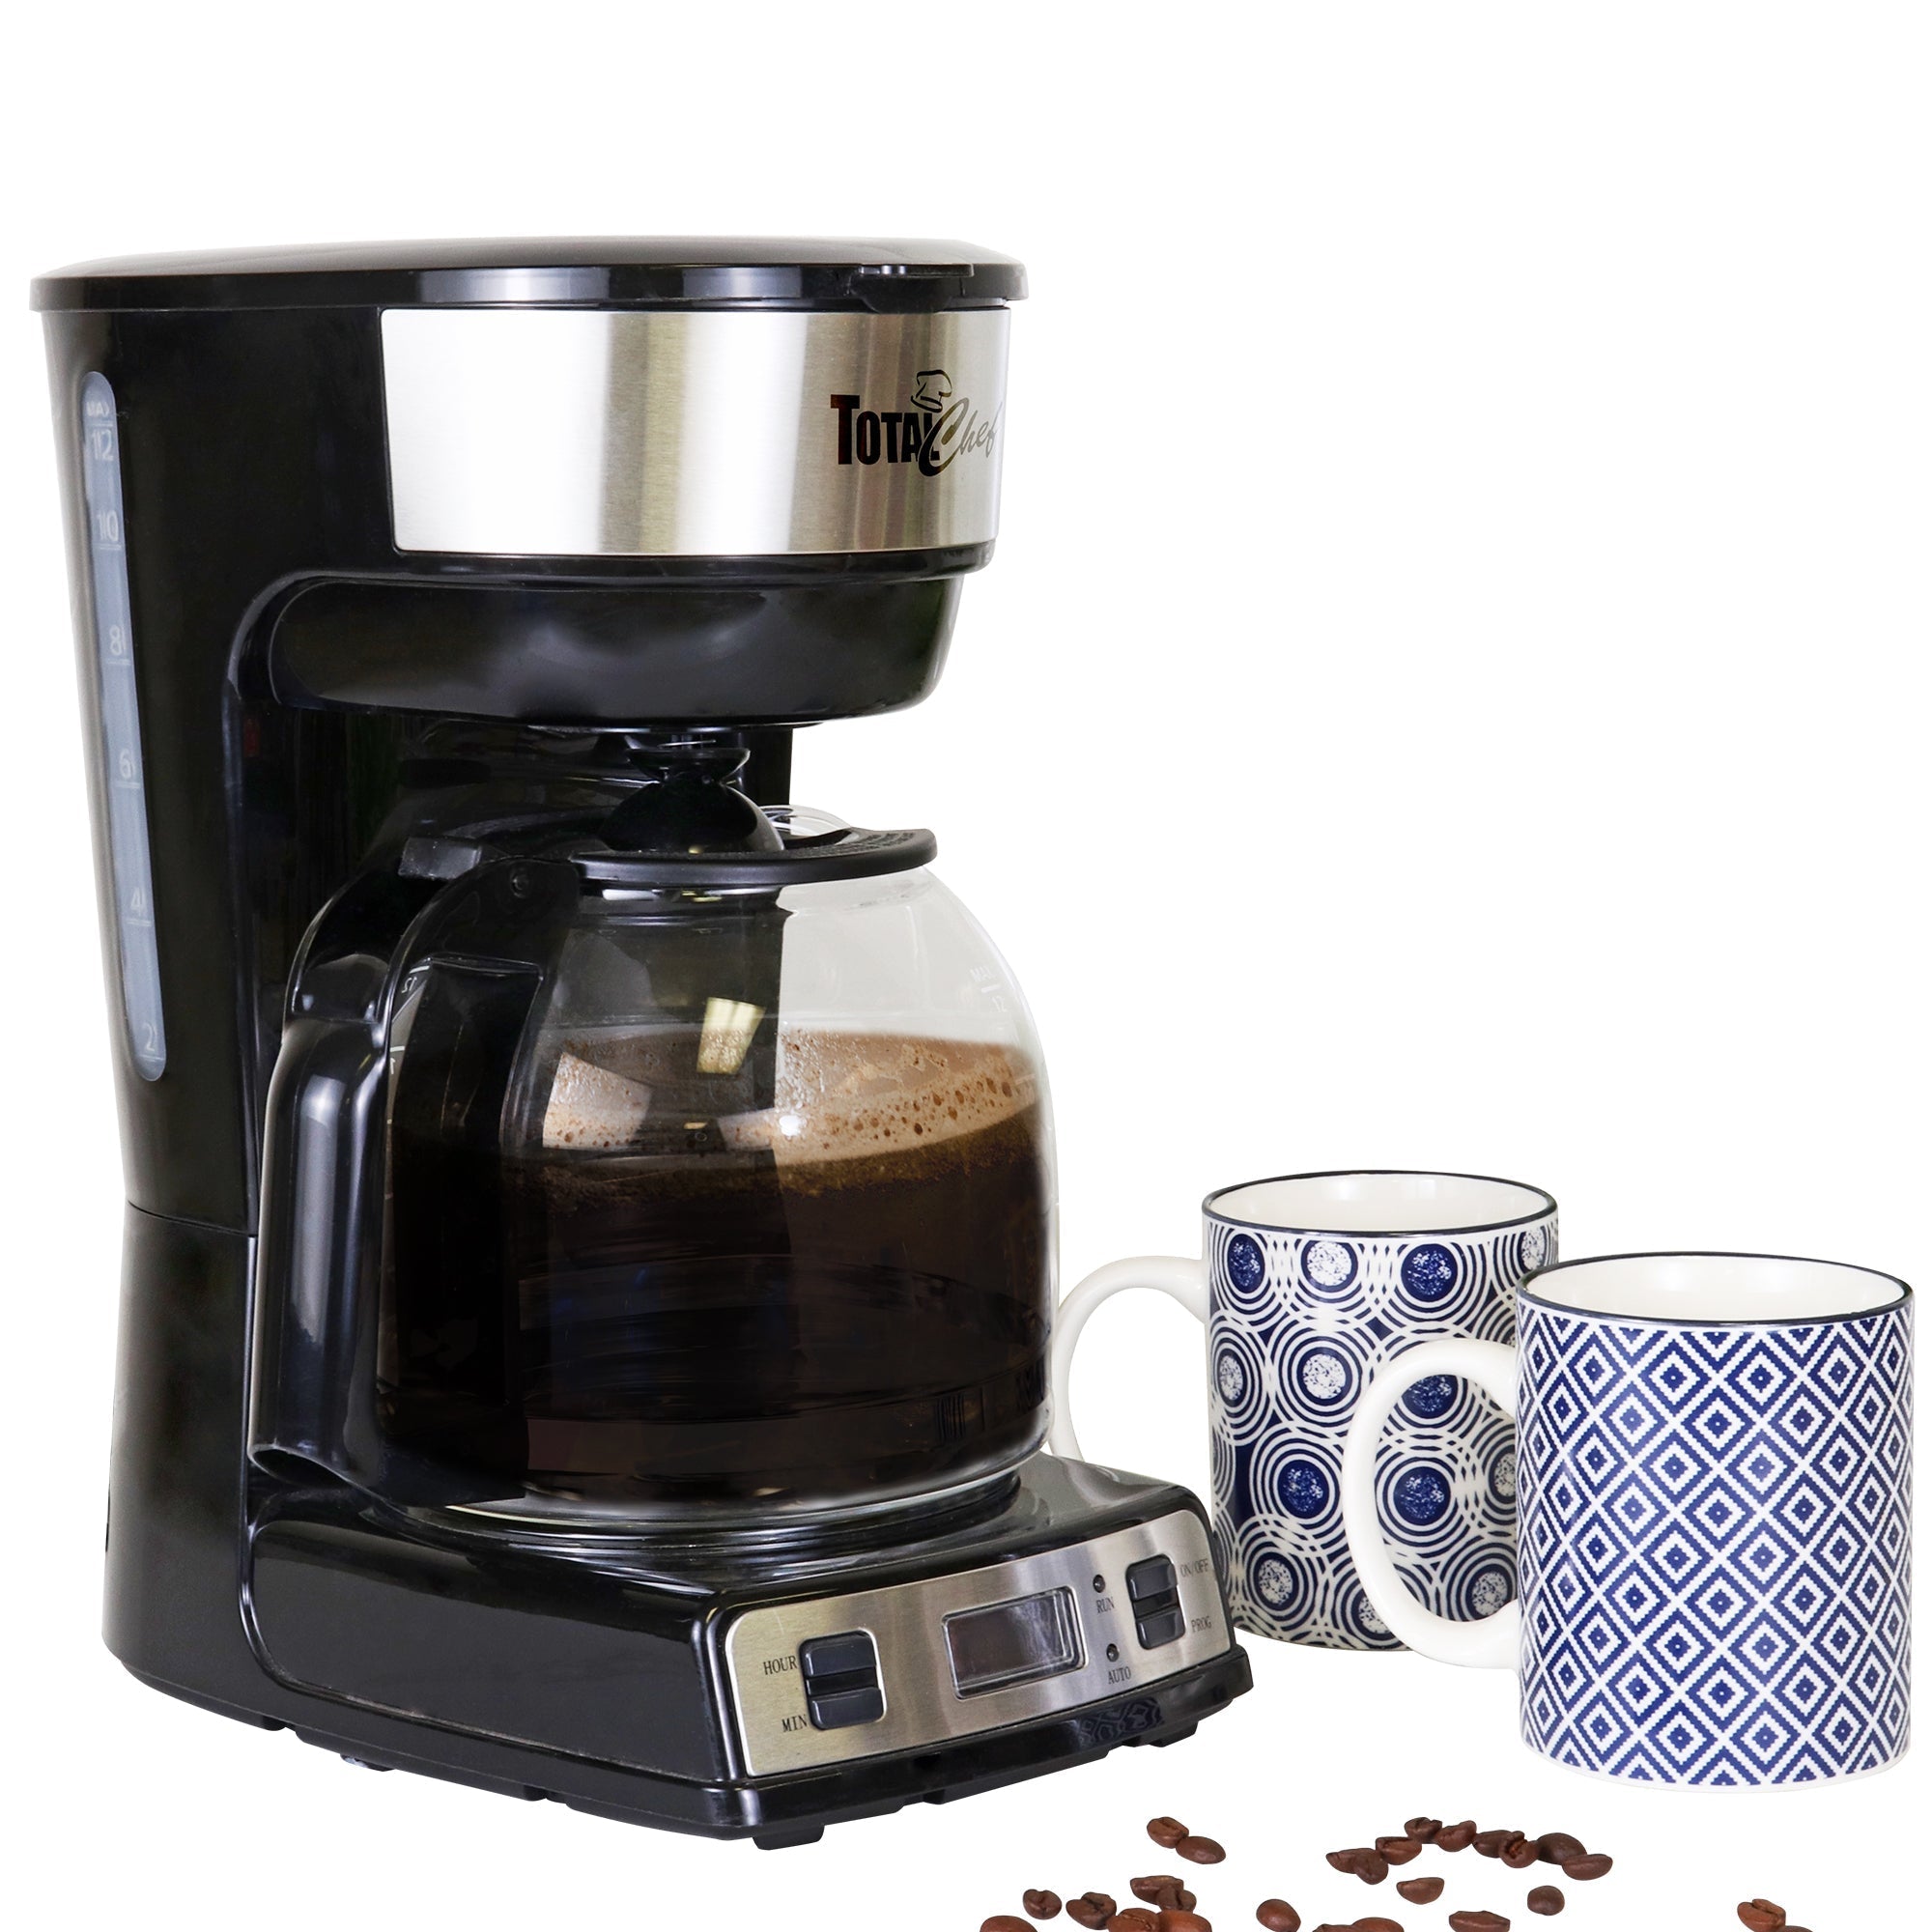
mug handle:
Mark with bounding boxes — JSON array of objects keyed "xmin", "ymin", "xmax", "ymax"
[
  {"xmin": 1340, "ymin": 1337, "xmax": 1521, "ymax": 1669},
  {"xmin": 1048, "ymin": 1256, "xmax": 1208, "ymax": 1460}
]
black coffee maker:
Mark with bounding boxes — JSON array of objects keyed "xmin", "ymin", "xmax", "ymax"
[{"xmin": 36, "ymin": 241, "xmax": 1248, "ymax": 1845}]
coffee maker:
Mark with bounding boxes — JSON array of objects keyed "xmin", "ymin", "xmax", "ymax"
[{"xmin": 36, "ymin": 240, "xmax": 1248, "ymax": 1845}]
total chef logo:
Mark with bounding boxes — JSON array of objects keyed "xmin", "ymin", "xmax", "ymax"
[{"xmin": 828, "ymin": 370, "xmax": 1000, "ymax": 475}]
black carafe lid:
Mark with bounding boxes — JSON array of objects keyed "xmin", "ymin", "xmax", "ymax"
[{"xmin": 575, "ymin": 738, "xmax": 934, "ymax": 890}]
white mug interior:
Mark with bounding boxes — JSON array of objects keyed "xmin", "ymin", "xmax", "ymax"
[
  {"xmin": 1208, "ymin": 1169, "xmax": 1554, "ymax": 1236},
  {"xmin": 1523, "ymin": 1251, "xmax": 1908, "ymax": 1324}
]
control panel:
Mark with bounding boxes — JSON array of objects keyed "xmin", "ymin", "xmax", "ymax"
[{"xmin": 723, "ymin": 1510, "xmax": 1226, "ymax": 1776}]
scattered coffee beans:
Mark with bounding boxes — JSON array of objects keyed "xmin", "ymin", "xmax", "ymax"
[
  {"xmin": 1737, "ymin": 1905, "xmax": 1785, "ymax": 1932},
  {"xmin": 985, "ymin": 1803, "xmax": 1615, "ymax": 1932}
]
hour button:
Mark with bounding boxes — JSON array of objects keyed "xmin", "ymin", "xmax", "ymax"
[{"xmin": 799, "ymin": 1630, "xmax": 884, "ymax": 1730}]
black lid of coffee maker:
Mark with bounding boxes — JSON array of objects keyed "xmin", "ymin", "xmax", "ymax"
[{"xmin": 30, "ymin": 238, "xmax": 1027, "ymax": 312}]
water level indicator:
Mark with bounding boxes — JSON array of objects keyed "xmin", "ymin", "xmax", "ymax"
[{"xmin": 80, "ymin": 373, "xmax": 165, "ymax": 1080}]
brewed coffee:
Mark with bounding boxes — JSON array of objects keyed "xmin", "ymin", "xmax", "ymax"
[{"xmin": 389, "ymin": 1026, "xmax": 1052, "ymax": 1517}]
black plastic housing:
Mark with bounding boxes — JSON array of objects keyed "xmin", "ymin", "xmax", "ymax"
[{"xmin": 43, "ymin": 241, "xmax": 1252, "ymax": 1844}]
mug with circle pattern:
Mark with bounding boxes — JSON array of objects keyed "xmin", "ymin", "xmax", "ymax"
[{"xmin": 1049, "ymin": 1169, "xmax": 1558, "ymax": 1649}]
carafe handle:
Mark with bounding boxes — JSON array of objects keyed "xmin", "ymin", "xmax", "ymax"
[{"xmin": 248, "ymin": 851, "xmax": 575, "ymax": 1503}]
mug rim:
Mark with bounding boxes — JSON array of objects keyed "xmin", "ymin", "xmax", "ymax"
[
  {"xmin": 1522, "ymin": 1248, "xmax": 1913, "ymax": 1328},
  {"xmin": 1201, "ymin": 1167, "xmax": 1557, "ymax": 1236}
]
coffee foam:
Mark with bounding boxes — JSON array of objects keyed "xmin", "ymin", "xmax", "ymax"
[
  {"xmin": 746, "ymin": 1030, "xmax": 1038, "ymax": 1167},
  {"xmin": 541, "ymin": 1051, "xmax": 653, "ymax": 1151},
  {"xmin": 538, "ymin": 1027, "xmax": 1036, "ymax": 1162}
]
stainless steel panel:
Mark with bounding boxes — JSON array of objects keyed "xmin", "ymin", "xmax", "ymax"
[
  {"xmin": 382, "ymin": 308, "xmax": 1009, "ymax": 555},
  {"xmin": 724, "ymin": 1510, "xmax": 1227, "ymax": 1776}
]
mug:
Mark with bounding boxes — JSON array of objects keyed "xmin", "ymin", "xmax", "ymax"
[
  {"xmin": 1342, "ymin": 1251, "xmax": 1914, "ymax": 1785},
  {"xmin": 1050, "ymin": 1169, "xmax": 1558, "ymax": 1649}
]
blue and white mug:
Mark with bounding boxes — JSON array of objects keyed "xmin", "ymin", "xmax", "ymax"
[
  {"xmin": 1342, "ymin": 1252, "xmax": 1914, "ymax": 1785},
  {"xmin": 1048, "ymin": 1170, "xmax": 1558, "ymax": 1650}
]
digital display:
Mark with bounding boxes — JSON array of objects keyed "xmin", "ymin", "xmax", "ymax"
[{"xmin": 945, "ymin": 1588, "xmax": 1082, "ymax": 1696}]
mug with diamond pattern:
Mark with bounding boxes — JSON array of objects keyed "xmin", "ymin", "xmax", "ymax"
[
  {"xmin": 1048, "ymin": 1169, "xmax": 1557, "ymax": 1650},
  {"xmin": 1341, "ymin": 1251, "xmax": 1913, "ymax": 1785}
]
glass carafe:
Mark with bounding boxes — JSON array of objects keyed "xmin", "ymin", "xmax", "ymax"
[{"xmin": 252, "ymin": 761, "xmax": 1055, "ymax": 1531}]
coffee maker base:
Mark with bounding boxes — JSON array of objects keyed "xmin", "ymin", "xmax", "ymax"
[
  {"xmin": 222, "ymin": 1452, "xmax": 1250, "ymax": 1845},
  {"xmin": 128, "ymin": 1647, "xmax": 1247, "ymax": 1849}
]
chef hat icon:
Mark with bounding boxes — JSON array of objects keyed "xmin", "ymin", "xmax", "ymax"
[{"xmin": 912, "ymin": 369, "xmax": 952, "ymax": 412}]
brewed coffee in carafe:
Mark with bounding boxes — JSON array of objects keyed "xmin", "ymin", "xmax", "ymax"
[{"xmin": 384, "ymin": 856, "xmax": 1055, "ymax": 1522}]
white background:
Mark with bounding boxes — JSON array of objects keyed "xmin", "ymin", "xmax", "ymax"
[{"xmin": 3, "ymin": 4, "xmax": 1924, "ymax": 1926}]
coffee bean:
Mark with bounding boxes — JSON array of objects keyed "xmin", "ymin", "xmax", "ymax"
[
  {"xmin": 1736, "ymin": 1904, "xmax": 1786, "ymax": 1932},
  {"xmin": 1067, "ymin": 1907, "xmax": 1107, "ymax": 1930},
  {"xmin": 1447, "ymin": 1914, "xmax": 1512, "ymax": 1932},
  {"xmin": 1135, "ymin": 1881, "xmax": 1196, "ymax": 1913},
  {"xmin": 1178, "ymin": 1836, "xmax": 1226, "ymax": 1866},
  {"xmin": 1082, "ymin": 1896, "xmax": 1120, "ymax": 1920},
  {"xmin": 1396, "ymin": 1877, "xmax": 1444, "ymax": 1905},
  {"xmin": 1155, "ymin": 1915, "xmax": 1212, "ymax": 1932},
  {"xmin": 1526, "ymin": 1888, "xmax": 1564, "ymax": 1918},
  {"xmin": 985, "ymin": 1919, "xmax": 1035, "ymax": 1932},
  {"xmin": 1254, "ymin": 1903, "xmax": 1300, "ymax": 1932},
  {"xmin": 1106, "ymin": 1913, "xmax": 1157, "ymax": 1932},
  {"xmin": 1560, "ymin": 1855, "xmax": 1611, "ymax": 1883},
  {"xmin": 1352, "ymin": 1920, "xmax": 1405, "ymax": 1932},
  {"xmin": 1375, "ymin": 1836, "xmax": 1423, "ymax": 1864},
  {"xmin": 1436, "ymin": 1821, "xmax": 1478, "ymax": 1852},
  {"xmin": 1472, "ymin": 1829, "xmax": 1519, "ymax": 1859},
  {"xmin": 1025, "ymin": 1892, "xmax": 1064, "ymax": 1921},
  {"xmin": 1325, "ymin": 1848, "xmax": 1389, "ymax": 1885},
  {"xmin": 1501, "ymin": 1837, "xmax": 1540, "ymax": 1871},
  {"xmin": 1405, "ymin": 1816, "xmax": 1443, "ymax": 1843},
  {"xmin": 1149, "ymin": 1816, "xmax": 1190, "ymax": 1848},
  {"xmin": 1534, "ymin": 1834, "xmax": 1585, "ymax": 1866}
]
